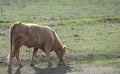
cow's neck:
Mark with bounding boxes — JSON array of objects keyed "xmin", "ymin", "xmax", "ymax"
[{"xmin": 53, "ymin": 38, "xmax": 63, "ymax": 50}]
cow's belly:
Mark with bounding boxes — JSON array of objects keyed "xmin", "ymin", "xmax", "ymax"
[{"xmin": 23, "ymin": 41, "xmax": 40, "ymax": 48}]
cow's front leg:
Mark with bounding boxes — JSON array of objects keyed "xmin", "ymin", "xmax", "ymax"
[
  {"xmin": 44, "ymin": 48, "xmax": 52, "ymax": 67},
  {"xmin": 30, "ymin": 48, "xmax": 38, "ymax": 66}
]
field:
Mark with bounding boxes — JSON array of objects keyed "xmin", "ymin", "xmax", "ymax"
[{"xmin": 0, "ymin": 0, "xmax": 120, "ymax": 74}]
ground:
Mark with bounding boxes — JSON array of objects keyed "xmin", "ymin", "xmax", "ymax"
[{"xmin": 0, "ymin": 64, "xmax": 119, "ymax": 74}]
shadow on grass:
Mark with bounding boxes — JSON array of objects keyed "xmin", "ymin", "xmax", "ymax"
[
  {"xmin": 14, "ymin": 67, "xmax": 21, "ymax": 74},
  {"xmin": 7, "ymin": 62, "xmax": 71, "ymax": 74},
  {"xmin": 32, "ymin": 62, "xmax": 71, "ymax": 74},
  {"xmin": 7, "ymin": 67, "xmax": 12, "ymax": 74},
  {"xmin": 7, "ymin": 67, "xmax": 22, "ymax": 74}
]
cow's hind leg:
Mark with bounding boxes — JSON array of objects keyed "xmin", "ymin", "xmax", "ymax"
[
  {"xmin": 30, "ymin": 48, "xmax": 38, "ymax": 66},
  {"xmin": 8, "ymin": 53, "xmax": 12, "ymax": 68},
  {"xmin": 8, "ymin": 46, "xmax": 19, "ymax": 68}
]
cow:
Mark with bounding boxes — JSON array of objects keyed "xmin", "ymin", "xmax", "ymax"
[{"xmin": 7, "ymin": 22, "xmax": 66, "ymax": 68}]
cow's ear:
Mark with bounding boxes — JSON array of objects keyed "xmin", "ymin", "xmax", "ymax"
[
  {"xmin": 63, "ymin": 45, "xmax": 66, "ymax": 49},
  {"xmin": 18, "ymin": 21, "xmax": 22, "ymax": 24},
  {"xmin": 62, "ymin": 45, "xmax": 66, "ymax": 53}
]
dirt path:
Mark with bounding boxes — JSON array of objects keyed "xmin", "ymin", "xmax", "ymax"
[{"xmin": 0, "ymin": 65, "xmax": 119, "ymax": 74}]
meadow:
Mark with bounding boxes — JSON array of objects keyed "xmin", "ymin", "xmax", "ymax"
[{"xmin": 0, "ymin": 0, "xmax": 120, "ymax": 73}]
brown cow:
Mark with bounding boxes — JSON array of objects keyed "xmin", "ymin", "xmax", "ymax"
[{"xmin": 8, "ymin": 22, "xmax": 66, "ymax": 68}]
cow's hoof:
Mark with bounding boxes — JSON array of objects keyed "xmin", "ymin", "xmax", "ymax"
[
  {"xmin": 48, "ymin": 63, "xmax": 52, "ymax": 68},
  {"xmin": 19, "ymin": 65, "xmax": 23, "ymax": 68},
  {"xmin": 58, "ymin": 61, "xmax": 65, "ymax": 66},
  {"xmin": 7, "ymin": 67, "xmax": 12, "ymax": 72},
  {"xmin": 8, "ymin": 64, "xmax": 11, "ymax": 68},
  {"xmin": 30, "ymin": 64, "xmax": 35, "ymax": 67}
]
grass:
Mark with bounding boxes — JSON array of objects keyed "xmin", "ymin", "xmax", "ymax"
[
  {"xmin": 0, "ymin": 0, "xmax": 120, "ymax": 21},
  {"xmin": 70, "ymin": 58, "xmax": 120, "ymax": 67},
  {"xmin": 0, "ymin": 0, "xmax": 120, "ymax": 67}
]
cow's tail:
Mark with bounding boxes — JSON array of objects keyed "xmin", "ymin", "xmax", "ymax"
[{"xmin": 8, "ymin": 22, "xmax": 21, "ymax": 62}]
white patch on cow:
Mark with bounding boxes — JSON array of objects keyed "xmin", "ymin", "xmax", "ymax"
[{"xmin": 24, "ymin": 23, "xmax": 39, "ymax": 27}]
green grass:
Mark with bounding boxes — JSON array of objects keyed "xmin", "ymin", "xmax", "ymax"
[
  {"xmin": 0, "ymin": 0, "xmax": 120, "ymax": 67},
  {"xmin": 0, "ymin": 0, "xmax": 120, "ymax": 21},
  {"xmin": 69, "ymin": 58, "xmax": 120, "ymax": 67}
]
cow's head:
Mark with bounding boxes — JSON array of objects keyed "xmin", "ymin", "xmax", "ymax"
[{"xmin": 55, "ymin": 45, "xmax": 66, "ymax": 62}]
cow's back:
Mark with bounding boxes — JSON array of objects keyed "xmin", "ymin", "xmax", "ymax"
[{"xmin": 10, "ymin": 22, "xmax": 55, "ymax": 49}]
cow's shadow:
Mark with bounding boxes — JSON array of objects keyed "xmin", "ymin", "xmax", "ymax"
[
  {"xmin": 7, "ymin": 67, "xmax": 12, "ymax": 74},
  {"xmin": 32, "ymin": 62, "xmax": 71, "ymax": 74},
  {"xmin": 7, "ymin": 66, "xmax": 21, "ymax": 74},
  {"xmin": 7, "ymin": 62, "xmax": 71, "ymax": 74}
]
